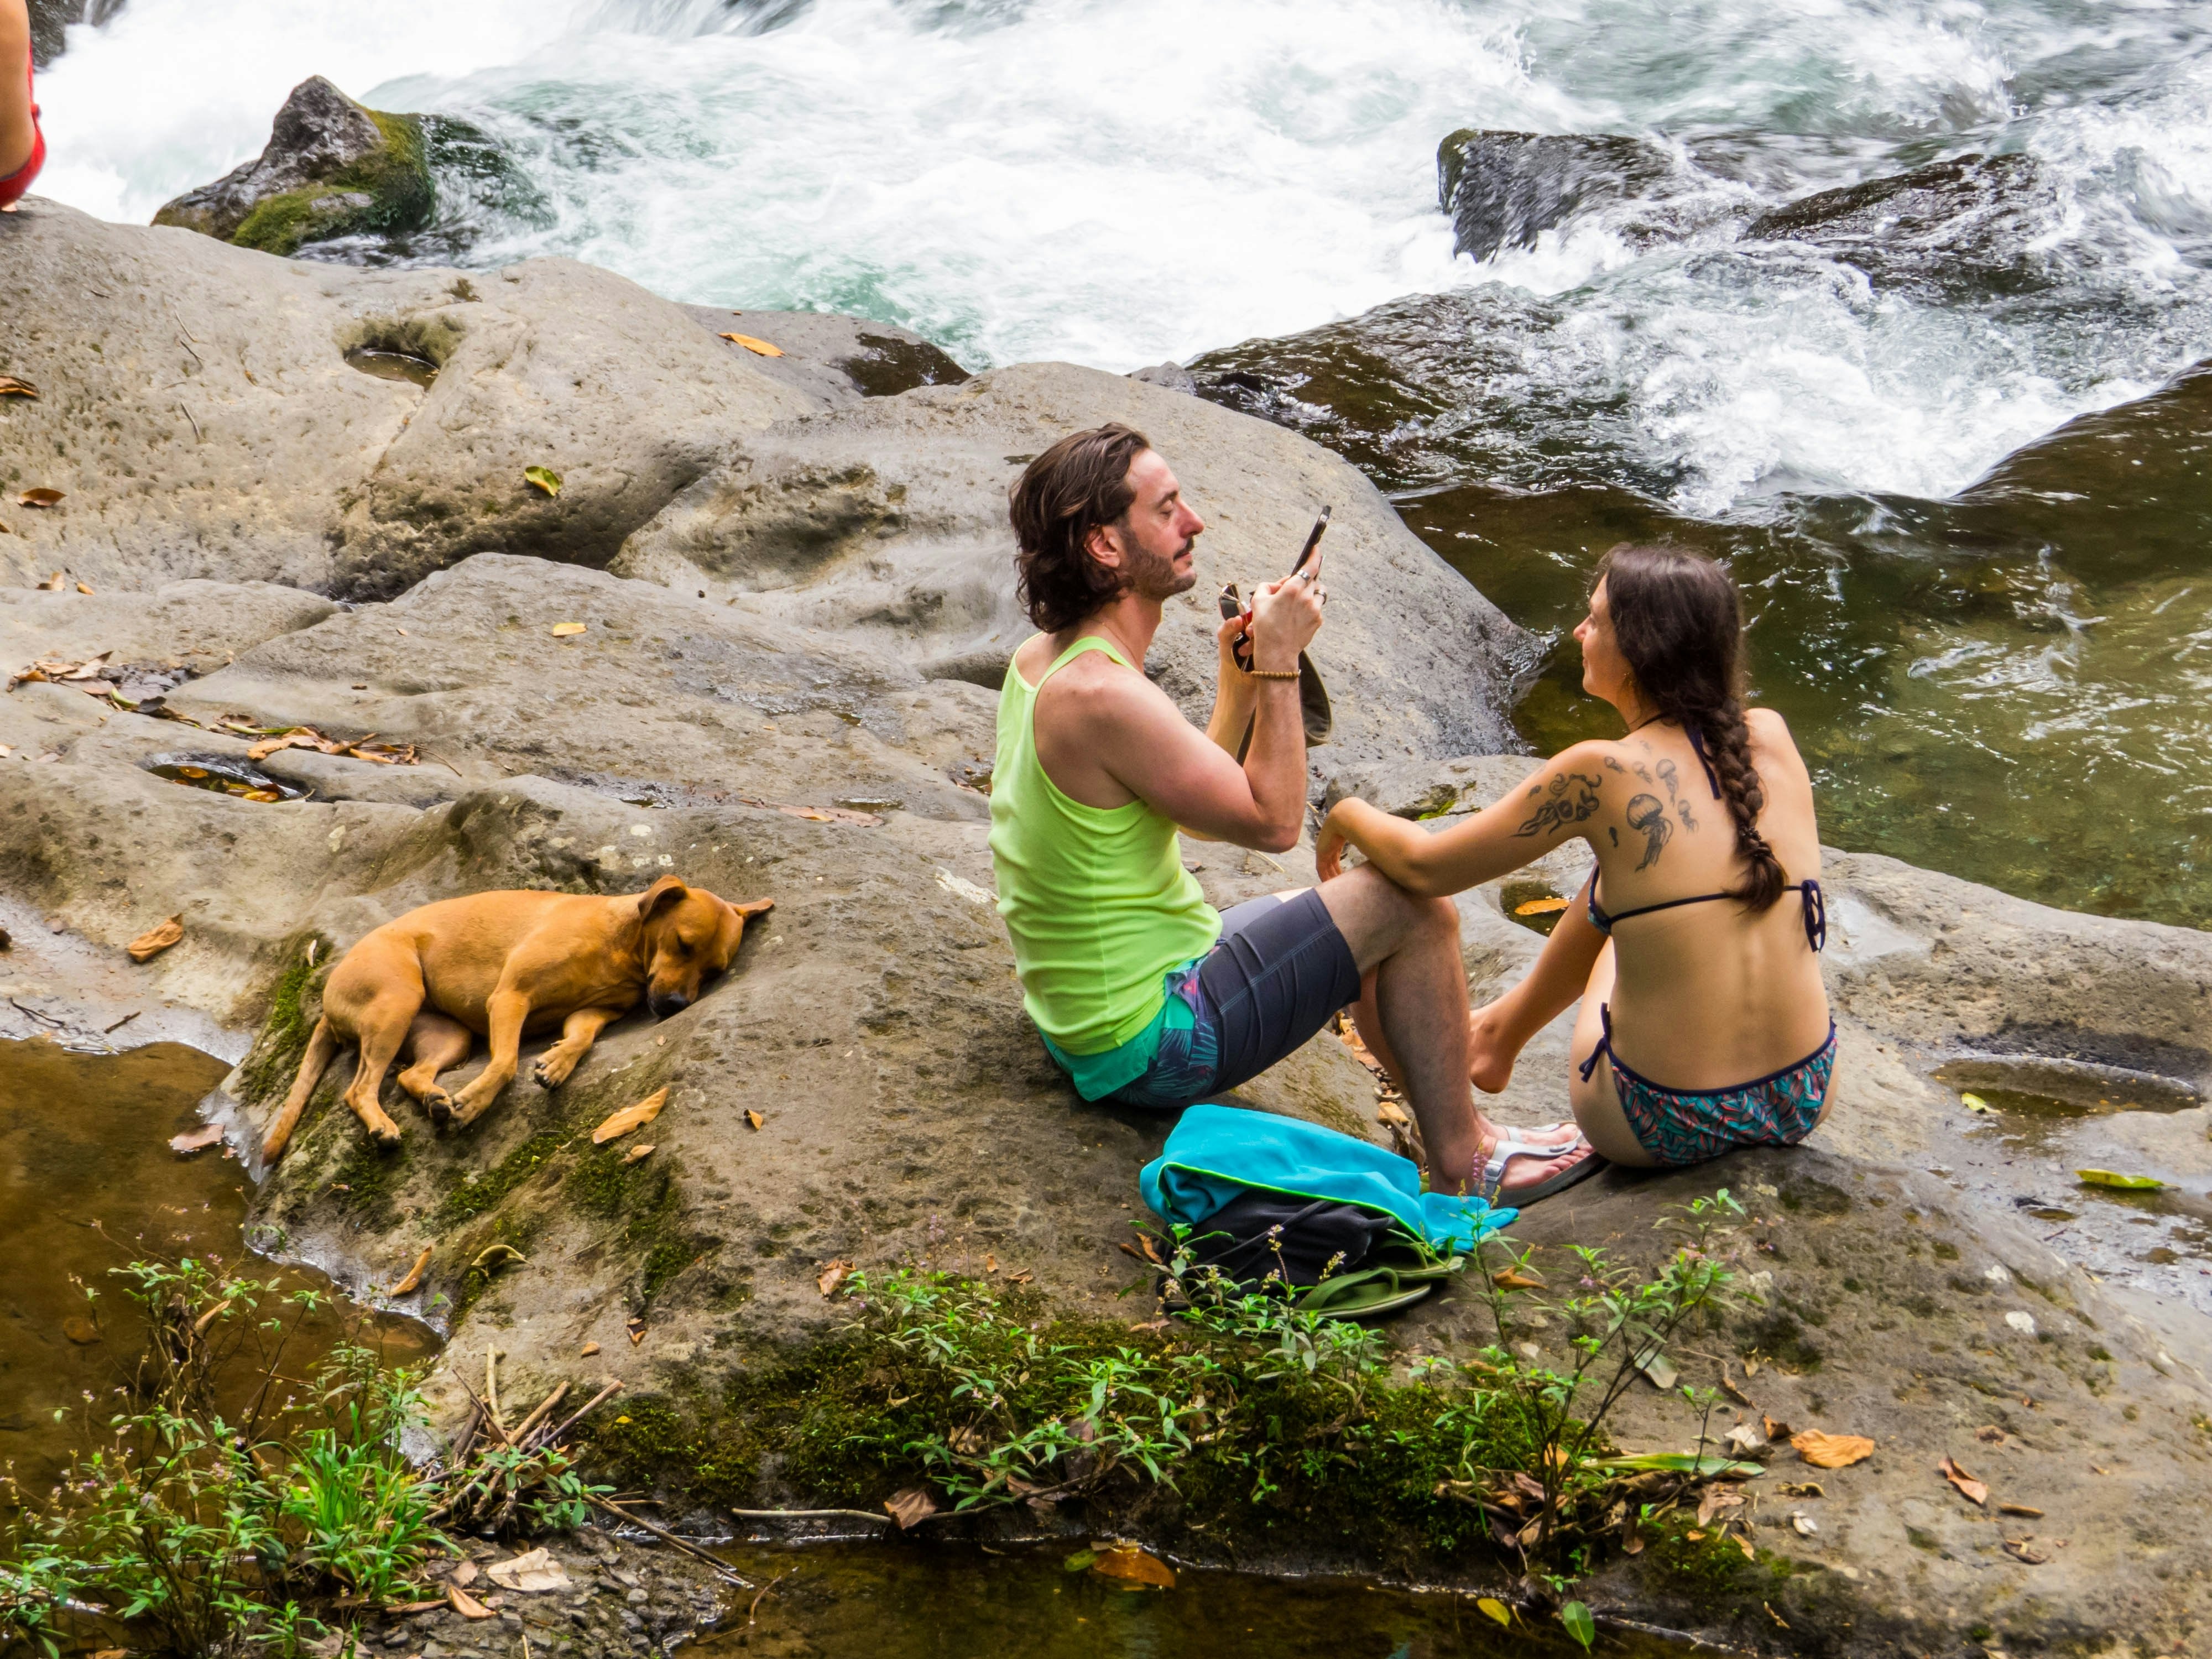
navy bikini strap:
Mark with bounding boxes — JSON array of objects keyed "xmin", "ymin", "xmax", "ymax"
[
  {"xmin": 1686, "ymin": 726, "xmax": 1723, "ymax": 800},
  {"xmin": 1800, "ymin": 878, "xmax": 1827, "ymax": 952},
  {"xmin": 1577, "ymin": 1003, "xmax": 1615, "ymax": 1083}
]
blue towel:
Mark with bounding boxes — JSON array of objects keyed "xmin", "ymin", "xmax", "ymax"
[{"xmin": 1139, "ymin": 1104, "xmax": 1516, "ymax": 1253}]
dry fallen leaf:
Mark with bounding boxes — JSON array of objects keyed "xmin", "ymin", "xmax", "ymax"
[
  {"xmin": 578, "ymin": 1342, "xmax": 601, "ymax": 1357},
  {"xmin": 388, "ymin": 1245, "xmax": 434, "ymax": 1297},
  {"xmin": 169, "ymin": 1123, "xmax": 224, "ymax": 1155},
  {"xmin": 719, "ymin": 331, "xmax": 785, "ymax": 357},
  {"xmin": 74, "ymin": 582, "xmax": 91, "ymax": 594},
  {"xmin": 1763, "ymin": 1415, "xmax": 1795, "ymax": 1442},
  {"xmin": 2000, "ymin": 1502, "xmax": 2044, "ymax": 1518},
  {"xmin": 1940, "ymin": 1455, "xmax": 1989, "ymax": 1507},
  {"xmin": 1724, "ymin": 1422, "xmax": 1766, "ymax": 1455},
  {"xmin": 18, "ymin": 488, "xmax": 63, "ymax": 508},
  {"xmin": 1777, "ymin": 1481, "xmax": 1825, "ymax": 1498},
  {"xmin": 1791, "ymin": 1430, "xmax": 1874, "ymax": 1469},
  {"xmin": 469, "ymin": 1243, "xmax": 527, "ymax": 1271},
  {"xmin": 62, "ymin": 1316, "xmax": 100, "ymax": 1345},
  {"xmin": 1513, "ymin": 896, "xmax": 1570, "ymax": 916},
  {"xmin": 1091, "ymin": 1545, "xmax": 1176, "ymax": 1590},
  {"xmin": 128, "ymin": 915, "xmax": 185, "ymax": 963},
  {"xmin": 486, "ymin": 1548, "xmax": 571, "ymax": 1593},
  {"xmin": 450, "ymin": 1559, "xmax": 479, "ymax": 1588},
  {"xmin": 1790, "ymin": 1511, "xmax": 1818, "ymax": 1536},
  {"xmin": 883, "ymin": 1486, "xmax": 937, "ymax": 1529},
  {"xmin": 818, "ymin": 1259, "xmax": 853, "ymax": 1297},
  {"xmin": 0, "ymin": 376, "xmax": 37, "ymax": 398},
  {"xmin": 524, "ymin": 466, "xmax": 564, "ymax": 498},
  {"xmin": 550, "ymin": 621, "xmax": 586, "ymax": 638},
  {"xmin": 744, "ymin": 1108, "xmax": 765, "ymax": 1131},
  {"xmin": 448, "ymin": 1584, "xmax": 495, "ymax": 1620},
  {"xmin": 36, "ymin": 571, "xmax": 63, "ymax": 589},
  {"xmin": 2002, "ymin": 1537, "xmax": 2049, "ymax": 1566},
  {"xmin": 592, "ymin": 1086, "xmax": 669, "ymax": 1144},
  {"xmin": 623, "ymin": 1142, "xmax": 655, "ymax": 1165},
  {"xmin": 1491, "ymin": 1267, "xmax": 1546, "ymax": 1290}
]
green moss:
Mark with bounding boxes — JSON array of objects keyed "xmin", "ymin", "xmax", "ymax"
[
  {"xmin": 436, "ymin": 1129, "xmax": 573, "ymax": 1230},
  {"xmin": 234, "ymin": 936, "xmax": 333, "ymax": 1105},
  {"xmin": 327, "ymin": 1135, "xmax": 411, "ymax": 1235},
  {"xmin": 231, "ymin": 111, "xmax": 432, "ymax": 256}
]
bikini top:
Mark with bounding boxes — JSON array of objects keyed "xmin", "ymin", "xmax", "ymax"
[{"xmin": 1584, "ymin": 728, "xmax": 1827, "ymax": 954}]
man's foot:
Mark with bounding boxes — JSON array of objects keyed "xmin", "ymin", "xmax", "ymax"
[
  {"xmin": 1472, "ymin": 1131, "xmax": 1602, "ymax": 1204},
  {"xmin": 1469, "ymin": 999, "xmax": 1524, "ymax": 1094},
  {"xmin": 1472, "ymin": 1109, "xmax": 1580, "ymax": 1151}
]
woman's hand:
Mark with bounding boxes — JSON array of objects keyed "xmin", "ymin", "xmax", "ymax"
[{"xmin": 1315, "ymin": 801, "xmax": 1355, "ymax": 881}]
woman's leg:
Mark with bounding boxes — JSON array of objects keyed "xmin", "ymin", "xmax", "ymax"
[
  {"xmin": 1468, "ymin": 873, "xmax": 1607, "ymax": 1093},
  {"xmin": 0, "ymin": 1, "xmax": 32, "ymax": 182},
  {"xmin": 1563, "ymin": 938, "xmax": 1662, "ymax": 1167}
]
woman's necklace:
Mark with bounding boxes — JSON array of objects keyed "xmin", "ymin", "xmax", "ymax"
[{"xmin": 1623, "ymin": 711, "xmax": 1668, "ymax": 736}]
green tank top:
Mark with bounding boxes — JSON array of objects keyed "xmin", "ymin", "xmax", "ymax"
[{"xmin": 989, "ymin": 637, "xmax": 1221, "ymax": 1070}]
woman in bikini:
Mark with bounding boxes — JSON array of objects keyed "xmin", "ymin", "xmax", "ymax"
[
  {"xmin": 1, "ymin": 0, "xmax": 46, "ymax": 213},
  {"xmin": 1316, "ymin": 544, "xmax": 1834, "ymax": 1173}
]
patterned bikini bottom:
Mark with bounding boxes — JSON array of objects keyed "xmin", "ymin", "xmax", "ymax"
[{"xmin": 1579, "ymin": 1004, "xmax": 1837, "ymax": 1168}]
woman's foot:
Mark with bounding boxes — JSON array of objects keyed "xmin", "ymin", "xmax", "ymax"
[{"xmin": 1469, "ymin": 998, "xmax": 1527, "ymax": 1093}]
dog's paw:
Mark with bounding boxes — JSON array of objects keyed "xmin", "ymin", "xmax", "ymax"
[
  {"xmin": 531, "ymin": 1054, "xmax": 573, "ymax": 1091},
  {"xmin": 425, "ymin": 1091, "xmax": 453, "ymax": 1128}
]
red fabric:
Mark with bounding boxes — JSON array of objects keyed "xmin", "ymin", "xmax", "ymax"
[{"xmin": 0, "ymin": 53, "xmax": 44, "ymax": 209}]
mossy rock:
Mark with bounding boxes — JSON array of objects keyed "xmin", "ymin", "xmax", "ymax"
[{"xmin": 153, "ymin": 76, "xmax": 435, "ymax": 257}]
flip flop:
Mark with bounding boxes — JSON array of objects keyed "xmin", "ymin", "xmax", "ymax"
[
  {"xmin": 1368, "ymin": 1230, "xmax": 1469, "ymax": 1284},
  {"xmin": 1292, "ymin": 1266, "xmax": 1436, "ymax": 1321},
  {"xmin": 1474, "ymin": 1133, "xmax": 1605, "ymax": 1206}
]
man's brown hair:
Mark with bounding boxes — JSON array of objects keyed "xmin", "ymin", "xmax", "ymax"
[{"xmin": 1008, "ymin": 422, "xmax": 1151, "ymax": 631}]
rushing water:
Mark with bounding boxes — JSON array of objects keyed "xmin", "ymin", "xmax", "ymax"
[{"xmin": 30, "ymin": 0, "xmax": 2212, "ymax": 923}]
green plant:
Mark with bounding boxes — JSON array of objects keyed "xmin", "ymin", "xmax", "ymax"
[
  {"xmin": 1, "ymin": 1254, "xmax": 615, "ymax": 1659},
  {"xmin": 1430, "ymin": 1190, "xmax": 1752, "ymax": 1568}
]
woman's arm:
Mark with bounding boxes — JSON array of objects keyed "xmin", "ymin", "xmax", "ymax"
[{"xmin": 1316, "ymin": 743, "xmax": 1616, "ymax": 894}]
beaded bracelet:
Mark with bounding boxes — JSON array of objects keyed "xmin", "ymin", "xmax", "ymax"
[{"xmin": 1248, "ymin": 668, "xmax": 1300, "ymax": 681}]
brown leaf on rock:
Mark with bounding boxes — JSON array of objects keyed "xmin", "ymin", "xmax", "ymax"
[
  {"xmin": 2002, "ymin": 1537, "xmax": 2049, "ymax": 1566},
  {"xmin": 1791, "ymin": 1430, "xmax": 1874, "ymax": 1469},
  {"xmin": 18, "ymin": 489, "xmax": 62, "ymax": 508},
  {"xmin": 719, "ymin": 332, "xmax": 786, "ymax": 357},
  {"xmin": 388, "ymin": 1245, "xmax": 434, "ymax": 1297},
  {"xmin": 1776, "ymin": 1481, "xmax": 1825, "ymax": 1498},
  {"xmin": 744, "ymin": 1109, "xmax": 765, "ymax": 1131},
  {"xmin": 1763, "ymin": 1415, "xmax": 1794, "ymax": 1442},
  {"xmin": 579, "ymin": 1342, "xmax": 600, "ymax": 1357},
  {"xmin": 883, "ymin": 1486, "xmax": 937, "ymax": 1529},
  {"xmin": 1091, "ymin": 1545, "xmax": 1176, "ymax": 1589},
  {"xmin": 448, "ymin": 1584, "xmax": 495, "ymax": 1620},
  {"xmin": 817, "ymin": 1259, "xmax": 853, "ymax": 1297},
  {"xmin": 1491, "ymin": 1266, "xmax": 1546, "ymax": 1290},
  {"xmin": 62, "ymin": 1315, "xmax": 100, "ymax": 1345},
  {"xmin": 450, "ymin": 1559, "xmax": 479, "ymax": 1587},
  {"xmin": 36, "ymin": 572, "xmax": 63, "ymax": 590},
  {"xmin": 623, "ymin": 1142, "xmax": 655, "ymax": 1165},
  {"xmin": 1939, "ymin": 1455, "xmax": 1989, "ymax": 1507},
  {"xmin": 128, "ymin": 915, "xmax": 184, "ymax": 963},
  {"xmin": 486, "ymin": 1547, "xmax": 571, "ymax": 1593},
  {"xmin": 1999, "ymin": 1502, "xmax": 2044, "ymax": 1518},
  {"xmin": 591, "ymin": 1086, "xmax": 668, "ymax": 1144},
  {"xmin": 74, "ymin": 582, "xmax": 91, "ymax": 594},
  {"xmin": 0, "ymin": 376, "xmax": 38, "ymax": 398},
  {"xmin": 169, "ymin": 1123, "xmax": 223, "ymax": 1155}
]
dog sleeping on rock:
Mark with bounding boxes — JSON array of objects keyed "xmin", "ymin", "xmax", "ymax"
[{"xmin": 261, "ymin": 877, "xmax": 773, "ymax": 1162}]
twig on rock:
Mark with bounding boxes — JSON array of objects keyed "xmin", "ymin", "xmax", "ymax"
[{"xmin": 587, "ymin": 1496, "xmax": 753, "ymax": 1589}]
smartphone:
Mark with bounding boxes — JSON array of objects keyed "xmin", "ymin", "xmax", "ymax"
[
  {"xmin": 1221, "ymin": 505, "xmax": 1333, "ymax": 670},
  {"xmin": 1289, "ymin": 504, "xmax": 1332, "ymax": 579}
]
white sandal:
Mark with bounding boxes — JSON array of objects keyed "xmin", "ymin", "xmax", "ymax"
[{"xmin": 1473, "ymin": 1131, "xmax": 1604, "ymax": 1206}]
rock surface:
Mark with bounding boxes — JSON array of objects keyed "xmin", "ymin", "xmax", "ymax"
[
  {"xmin": 4, "ymin": 191, "xmax": 2212, "ymax": 1653},
  {"xmin": 153, "ymin": 77, "xmax": 436, "ymax": 257}
]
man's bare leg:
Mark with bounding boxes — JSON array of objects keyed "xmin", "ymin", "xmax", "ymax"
[
  {"xmin": 1469, "ymin": 871, "xmax": 1607, "ymax": 1093},
  {"xmin": 0, "ymin": 1, "xmax": 34, "ymax": 183},
  {"xmin": 1317, "ymin": 866, "xmax": 1590, "ymax": 1198}
]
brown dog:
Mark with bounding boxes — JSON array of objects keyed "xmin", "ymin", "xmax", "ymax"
[{"xmin": 262, "ymin": 876, "xmax": 773, "ymax": 1162}]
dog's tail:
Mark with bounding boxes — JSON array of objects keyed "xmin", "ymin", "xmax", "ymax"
[{"xmin": 260, "ymin": 1016, "xmax": 339, "ymax": 1165}]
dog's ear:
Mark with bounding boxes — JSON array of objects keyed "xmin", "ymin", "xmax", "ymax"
[
  {"xmin": 636, "ymin": 875, "xmax": 688, "ymax": 921},
  {"xmin": 731, "ymin": 897, "xmax": 775, "ymax": 920}
]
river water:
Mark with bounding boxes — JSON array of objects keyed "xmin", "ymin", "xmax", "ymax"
[{"xmin": 30, "ymin": 0, "xmax": 2212, "ymax": 925}]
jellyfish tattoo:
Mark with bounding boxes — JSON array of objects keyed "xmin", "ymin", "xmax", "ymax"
[{"xmin": 1626, "ymin": 793, "xmax": 1672, "ymax": 870}]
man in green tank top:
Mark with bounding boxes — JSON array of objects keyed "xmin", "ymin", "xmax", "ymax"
[{"xmin": 987, "ymin": 424, "xmax": 1594, "ymax": 1202}]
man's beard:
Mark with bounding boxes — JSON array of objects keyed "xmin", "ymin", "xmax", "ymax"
[{"xmin": 1124, "ymin": 534, "xmax": 1198, "ymax": 601}]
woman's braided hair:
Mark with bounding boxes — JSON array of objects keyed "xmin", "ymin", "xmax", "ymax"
[{"xmin": 1595, "ymin": 544, "xmax": 1786, "ymax": 911}]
